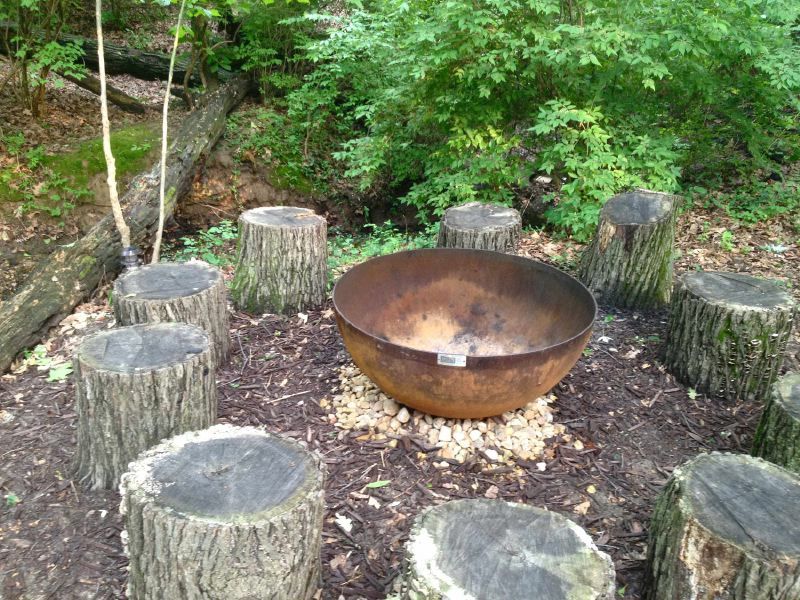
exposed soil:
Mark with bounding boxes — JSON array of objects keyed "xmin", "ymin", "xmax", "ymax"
[{"xmin": 1, "ymin": 215, "xmax": 798, "ymax": 599}]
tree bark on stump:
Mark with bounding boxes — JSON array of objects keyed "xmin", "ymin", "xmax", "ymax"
[
  {"xmin": 436, "ymin": 202, "xmax": 521, "ymax": 252},
  {"xmin": 643, "ymin": 452, "xmax": 800, "ymax": 600},
  {"xmin": 74, "ymin": 323, "xmax": 216, "ymax": 490},
  {"xmin": 402, "ymin": 498, "xmax": 615, "ymax": 600},
  {"xmin": 578, "ymin": 190, "xmax": 678, "ymax": 309},
  {"xmin": 113, "ymin": 261, "xmax": 230, "ymax": 366},
  {"xmin": 0, "ymin": 74, "xmax": 249, "ymax": 374},
  {"xmin": 665, "ymin": 272, "xmax": 796, "ymax": 401},
  {"xmin": 231, "ymin": 206, "xmax": 327, "ymax": 315},
  {"xmin": 752, "ymin": 372, "xmax": 800, "ymax": 474},
  {"xmin": 120, "ymin": 424, "xmax": 325, "ymax": 600}
]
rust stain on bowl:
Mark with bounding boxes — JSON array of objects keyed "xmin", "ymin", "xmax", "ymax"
[{"xmin": 333, "ymin": 249, "xmax": 596, "ymax": 418}]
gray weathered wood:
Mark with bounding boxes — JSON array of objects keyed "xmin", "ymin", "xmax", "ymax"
[
  {"xmin": 73, "ymin": 323, "xmax": 216, "ymax": 490},
  {"xmin": 120, "ymin": 424, "xmax": 325, "ymax": 600},
  {"xmin": 0, "ymin": 75, "xmax": 249, "ymax": 374},
  {"xmin": 644, "ymin": 452, "xmax": 800, "ymax": 599},
  {"xmin": 113, "ymin": 261, "xmax": 230, "ymax": 365},
  {"xmin": 665, "ymin": 271, "xmax": 796, "ymax": 401},
  {"xmin": 402, "ymin": 498, "xmax": 615, "ymax": 600},
  {"xmin": 231, "ymin": 206, "xmax": 327, "ymax": 314},
  {"xmin": 578, "ymin": 191, "xmax": 678, "ymax": 309},
  {"xmin": 752, "ymin": 372, "xmax": 800, "ymax": 474},
  {"xmin": 436, "ymin": 202, "xmax": 521, "ymax": 252}
]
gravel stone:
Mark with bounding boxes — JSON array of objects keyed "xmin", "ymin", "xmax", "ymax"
[{"xmin": 329, "ymin": 364, "xmax": 565, "ymax": 464}]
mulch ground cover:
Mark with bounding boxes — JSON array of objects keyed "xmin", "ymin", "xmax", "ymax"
[{"xmin": 2, "ymin": 212, "xmax": 798, "ymax": 599}]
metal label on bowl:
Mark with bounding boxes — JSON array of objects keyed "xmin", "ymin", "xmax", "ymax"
[{"xmin": 437, "ymin": 353, "xmax": 467, "ymax": 367}]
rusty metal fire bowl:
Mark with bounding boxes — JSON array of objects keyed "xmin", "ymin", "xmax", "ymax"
[{"xmin": 332, "ymin": 249, "xmax": 596, "ymax": 418}]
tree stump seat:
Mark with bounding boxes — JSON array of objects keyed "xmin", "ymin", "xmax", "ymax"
[
  {"xmin": 578, "ymin": 190, "xmax": 678, "ymax": 309},
  {"xmin": 665, "ymin": 271, "xmax": 796, "ymax": 401},
  {"xmin": 113, "ymin": 261, "xmax": 230, "ymax": 365},
  {"xmin": 753, "ymin": 372, "xmax": 800, "ymax": 473},
  {"xmin": 120, "ymin": 424, "xmax": 325, "ymax": 600},
  {"xmin": 402, "ymin": 498, "xmax": 615, "ymax": 600},
  {"xmin": 231, "ymin": 206, "xmax": 327, "ymax": 315},
  {"xmin": 436, "ymin": 201, "xmax": 521, "ymax": 252},
  {"xmin": 73, "ymin": 322, "xmax": 216, "ymax": 490},
  {"xmin": 644, "ymin": 452, "xmax": 800, "ymax": 599}
]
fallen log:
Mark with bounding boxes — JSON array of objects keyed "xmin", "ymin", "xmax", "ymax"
[
  {"xmin": 0, "ymin": 21, "xmax": 231, "ymax": 84},
  {"xmin": 60, "ymin": 70, "xmax": 147, "ymax": 114},
  {"xmin": 0, "ymin": 74, "xmax": 250, "ymax": 374}
]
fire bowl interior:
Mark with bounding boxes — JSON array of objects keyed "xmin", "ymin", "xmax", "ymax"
[{"xmin": 333, "ymin": 249, "xmax": 596, "ymax": 418}]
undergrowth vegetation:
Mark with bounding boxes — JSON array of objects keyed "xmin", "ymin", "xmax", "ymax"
[
  {"xmin": 164, "ymin": 219, "xmax": 436, "ymax": 281},
  {"xmin": 228, "ymin": 0, "xmax": 800, "ymax": 239},
  {"xmin": 0, "ymin": 124, "xmax": 160, "ymax": 218}
]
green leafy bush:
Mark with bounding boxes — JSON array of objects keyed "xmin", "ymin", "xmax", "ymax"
[
  {"xmin": 328, "ymin": 221, "xmax": 436, "ymax": 279},
  {"xmin": 164, "ymin": 220, "xmax": 238, "ymax": 266},
  {"xmin": 282, "ymin": 0, "xmax": 800, "ymax": 237}
]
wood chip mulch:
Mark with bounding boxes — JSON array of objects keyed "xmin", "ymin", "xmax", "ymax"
[{"xmin": 1, "ymin": 212, "xmax": 798, "ymax": 599}]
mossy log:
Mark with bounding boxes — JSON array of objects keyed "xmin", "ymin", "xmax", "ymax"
[
  {"xmin": 665, "ymin": 272, "xmax": 796, "ymax": 401},
  {"xmin": 120, "ymin": 424, "xmax": 325, "ymax": 600},
  {"xmin": 231, "ymin": 206, "xmax": 327, "ymax": 314},
  {"xmin": 0, "ymin": 75, "xmax": 249, "ymax": 374},
  {"xmin": 436, "ymin": 202, "xmax": 522, "ymax": 252},
  {"xmin": 113, "ymin": 261, "xmax": 230, "ymax": 366},
  {"xmin": 578, "ymin": 191, "xmax": 678, "ymax": 309},
  {"xmin": 402, "ymin": 498, "xmax": 615, "ymax": 600},
  {"xmin": 752, "ymin": 372, "xmax": 800, "ymax": 474},
  {"xmin": 644, "ymin": 452, "xmax": 800, "ymax": 600},
  {"xmin": 74, "ymin": 323, "xmax": 216, "ymax": 490}
]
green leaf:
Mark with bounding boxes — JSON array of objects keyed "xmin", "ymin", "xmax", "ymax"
[
  {"xmin": 365, "ymin": 480, "xmax": 391, "ymax": 489},
  {"xmin": 47, "ymin": 363, "xmax": 73, "ymax": 382},
  {"xmin": 687, "ymin": 388, "xmax": 698, "ymax": 400}
]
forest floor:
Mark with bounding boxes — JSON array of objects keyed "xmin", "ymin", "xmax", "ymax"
[{"xmin": 0, "ymin": 208, "xmax": 798, "ymax": 599}]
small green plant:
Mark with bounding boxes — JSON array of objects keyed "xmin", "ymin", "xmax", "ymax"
[
  {"xmin": 5, "ymin": 493, "xmax": 20, "ymax": 508},
  {"xmin": 719, "ymin": 230, "xmax": 735, "ymax": 252},
  {"xmin": 603, "ymin": 315, "xmax": 615, "ymax": 324},
  {"xmin": 130, "ymin": 142, "xmax": 152, "ymax": 153},
  {"xmin": 328, "ymin": 221, "xmax": 436, "ymax": 283},
  {"xmin": 164, "ymin": 220, "xmax": 238, "ymax": 266},
  {"xmin": 22, "ymin": 345, "xmax": 73, "ymax": 381}
]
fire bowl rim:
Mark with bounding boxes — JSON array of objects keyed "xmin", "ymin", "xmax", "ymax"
[{"xmin": 332, "ymin": 248, "xmax": 597, "ymax": 364}]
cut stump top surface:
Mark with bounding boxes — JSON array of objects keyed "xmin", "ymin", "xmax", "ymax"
[
  {"xmin": 77, "ymin": 323, "xmax": 208, "ymax": 372},
  {"xmin": 681, "ymin": 453, "xmax": 800, "ymax": 558},
  {"xmin": 774, "ymin": 372, "xmax": 800, "ymax": 421},
  {"xmin": 409, "ymin": 499, "xmax": 611, "ymax": 599},
  {"xmin": 125, "ymin": 425, "xmax": 321, "ymax": 522},
  {"xmin": 681, "ymin": 271, "xmax": 795, "ymax": 311},
  {"xmin": 602, "ymin": 191, "xmax": 674, "ymax": 225},
  {"xmin": 442, "ymin": 202, "xmax": 520, "ymax": 230},
  {"xmin": 241, "ymin": 206, "xmax": 324, "ymax": 228},
  {"xmin": 115, "ymin": 261, "xmax": 219, "ymax": 300}
]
